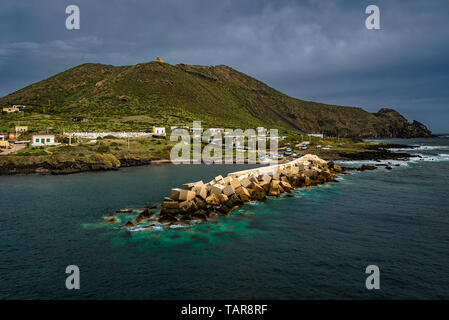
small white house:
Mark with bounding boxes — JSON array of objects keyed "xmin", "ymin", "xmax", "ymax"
[
  {"xmin": 308, "ymin": 133, "xmax": 324, "ymax": 138},
  {"xmin": 170, "ymin": 126, "xmax": 189, "ymax": 131},
  {"xmin": 152, "ymin": 127, "xmax": 166, "ymax": 136},
  {"xmin": 32, "ymin": 135, "xmax": 58, "ymax": 146}
]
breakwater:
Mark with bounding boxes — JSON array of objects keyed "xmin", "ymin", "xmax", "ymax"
[{"xmin": 155, "ymin": 154, "xmax": 342, "ymax": 225}]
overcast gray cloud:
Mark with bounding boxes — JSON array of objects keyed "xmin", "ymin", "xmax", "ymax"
[{"xmin": 1, "ymin": 0, "xmax": 448, "ymax": 131}]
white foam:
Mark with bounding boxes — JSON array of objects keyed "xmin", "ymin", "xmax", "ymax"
[
  {"xmin": 410, "ymin": 153, "xmax": 449, "ymax": 162},
  {"xmin": 169, "ymin": 224, "xmax": 188, "ymax": 229},
  {"xmin": 338, "ymin": 152, "xmax": 449, "ymax": 168},
  {"xmin": 129, "ymin": 227, "xmax": 147, "ymax": 232},
  {"xmin": 336, "ymin": 159, "xmax": 410, "ymax": 167},
  {"xmin": 388, "ymin": 145, "xmax": 449, "ymax": 152}
]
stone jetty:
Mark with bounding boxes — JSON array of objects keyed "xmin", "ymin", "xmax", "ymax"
[{"xmin": 158, "ymin": 154, "xmax": 342, "ymax": 224}]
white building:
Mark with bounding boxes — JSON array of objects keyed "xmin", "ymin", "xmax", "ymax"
[
  {"xmin": 170, "ymin": 126, "xmax": 189, "ymax": 131},
  {"xmin": 152, "ymin": 127, "xmax": 166, "ymax": 136},
  {"xmin": 64, "ymin": 132, "xmax": 153, "ymax": 139},
  {"xmin": 32, "ymin": 135, "xmax": 58, "ymax": 146},
  {"xmin": 308, "ymin": 133, "xmax": 324, "ymax": 138}
]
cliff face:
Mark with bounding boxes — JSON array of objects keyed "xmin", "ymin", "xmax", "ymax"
[
  {"xmin": 371, "ymin": 108, "xmax": 432, "ymax": 138},
  {"xmin": 0, "ymin": 62, "xmax": 432, "ymax": 138}
]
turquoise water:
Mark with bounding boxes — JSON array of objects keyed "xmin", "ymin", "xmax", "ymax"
[{"xmin": 1, "ymin": 138, "xmax": 449, "ymax": 299}]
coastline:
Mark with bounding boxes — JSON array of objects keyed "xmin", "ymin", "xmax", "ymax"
[
  {"xmin": 0, "ymin": 142, "xmax": 420, "ymax": 176},
  {"xmin": 2, "ymin": 136, "xmax": 448, "ymax": 300}
]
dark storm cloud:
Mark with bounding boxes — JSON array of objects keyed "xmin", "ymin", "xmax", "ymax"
[{"xmin": 1, "ymin": 0, "xmax": 448, "ymax": 131}]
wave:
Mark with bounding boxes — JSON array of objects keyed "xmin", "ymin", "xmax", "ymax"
[
  {"xmin": 411, "ymin": 153, "xmax": 449, "ymax": 162},
  {"xmin": 336, "ymin": 159, "xmax": 410, "ymax": 167},
  {"xmin": 337, "ymin": 153, "xmax": 449, "ymax": 167},
  {"xmin": 169, "ymin": 224, "xmax": 189, "ymax": 229},
  {"xmin": 388, "ymin": 145, "xmax": 449, "ymax": 152}
]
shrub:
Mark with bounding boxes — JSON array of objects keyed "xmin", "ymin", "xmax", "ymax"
[
  {"xmin": 95, "ymin": 153, "xmax": 120, "ymax": 167},
  {"xmin": 96, "ymin": 145, "xmax": 110, "ymax": 153}
]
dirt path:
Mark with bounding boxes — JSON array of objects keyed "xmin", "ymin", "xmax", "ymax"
[{"xmin": 0, "ymin": 144, "xmax": 26, "ymax": 155}]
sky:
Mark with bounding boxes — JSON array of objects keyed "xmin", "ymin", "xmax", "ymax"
[{"xmin": 1, "ymin": 0, "xmax": 448, "ymax": 132}]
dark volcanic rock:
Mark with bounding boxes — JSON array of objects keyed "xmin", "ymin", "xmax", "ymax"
[
  {"xmin": 119, "ymin": 158, "xmax": 152, "ymax": 167},
  {"xmin": 360, "ymin": 165, "xmax": 377, "ymax": 171},
  {"xmin": 107, "ymin": 216, "xmax": 118, "ymax": 223},
  {"xmin": 158, "ymin": 215, "xmax": 178, "ymax": 224},
  {"xmin": 123, "ymin": 221, "xmax": 136, "ymax": 228},
  {"xmin": 191, "ymin": 210, "xmax": 208, "ymax": 221}
]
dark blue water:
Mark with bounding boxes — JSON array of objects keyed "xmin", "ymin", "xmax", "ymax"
[{"xmin": 1, "ymin": 138, "xmax": 449, "ymax": 299}]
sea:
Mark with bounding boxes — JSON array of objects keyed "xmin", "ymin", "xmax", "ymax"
[{"xmin": 1, "ymin": 137, "xmax": 449, "ymax": 299}]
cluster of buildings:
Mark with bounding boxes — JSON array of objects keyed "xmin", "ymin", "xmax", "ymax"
[
  {"xmin": 1, "ymin": 125, "xmax": 29, "ymax": 149},
  {"xmin": 2, "ymin": 105, "xmax": 26, "ymax": 113},
  {"xmin": 0, "ymin": 124, "xmax": 60, "ymax": 150},
  {"xmin": 64, "ymin": 126, "xmax": 167, "ymax": 140},
  {"xmin": 0, "ymin": 115, "xmax": 329, "ymax": 154}
]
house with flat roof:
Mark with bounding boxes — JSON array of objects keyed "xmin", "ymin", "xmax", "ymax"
[
  {"xmin": 15, "ymin": 126, "xmax": 28, "ymax": 133},
  {"xmin": 153, "ymin": 127, "xmax": 166, "ymax": 136},
  {"xmin": 2, "ymin": 107, "xmax": 20, "ymax": 113},
  {"xmin": 31, "ymin": 135, "xmax": 58, "ymax": 146},
  {"xmin": 15, "ymin": 126, "xmax": 28, "ymax": 139}
]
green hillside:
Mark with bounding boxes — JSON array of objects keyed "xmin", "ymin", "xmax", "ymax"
[{"xmin": 0, "ymin": 61, "xmax": 431, "ymax": 138}]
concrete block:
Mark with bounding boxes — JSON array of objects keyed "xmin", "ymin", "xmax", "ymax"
[
  {"xmin": 217, "ymin": 194, "xmax": 229, "ymax": 203},
  {"xmin": 261, "ymin": 174, "xmax": 272, "ymax": 184},
  {"xmin": 230, "ymin": 178, "xmax": 241, "ymax": 189},
  {"xmin": 163, "ymin": 201, "xmax": 179, "ymax": 209},
  {"xmin": 239, "ymin": 177, "xmax": 252, "ymax": 188},
  {"xmin": 179, "ymin": 190, "xmax": 196, "ymax": 201},
  {"xmin": 169, "ymin": 188, "xmax": 182, "ymax": 201},
  {"xmin": 182, "ymin": 182, "xmax": 195, "ymax": 190},
  {"xmin": 214, "ymin": 175, "xmax": 224, "ymax": 184},
  {"xmin": 194, "ymin": 185, "xmax": 207, "ymax": 200},
  {"xmin": 223, "ymin": 184, "xmax": 236, "ymax": 196},
  {"xmin": 248, "ymin": 174, "xmax": 258, "ymax": 183},
  {"xmin": 210, "ymin": 184, "xmax": 225, "ymax": 195}
]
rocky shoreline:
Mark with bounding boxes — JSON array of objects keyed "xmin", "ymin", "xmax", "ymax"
[
  {"xmin": 0, "ymin": 143, "xmax": 420, "ymax": 176},
  {"xmin": 319, "ymin": 143, "xmax": 419, "ymax": 162},
  {"xmin": 0, "ymin": 157, "xmax": 159, "ymax": 175},
  {"xmin": 109, "ymin": 155, "xmax": 344, "ymax": 230}
]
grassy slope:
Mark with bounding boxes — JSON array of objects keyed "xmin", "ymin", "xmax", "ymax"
[{"xmin": 0, "ymin": 61, "xmax": 431, "ymax": 138}]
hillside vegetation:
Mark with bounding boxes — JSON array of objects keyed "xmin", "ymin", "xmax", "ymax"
[{"xmin": 0, "ymin": 61, "xmax": 431, "ymax": 138}]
